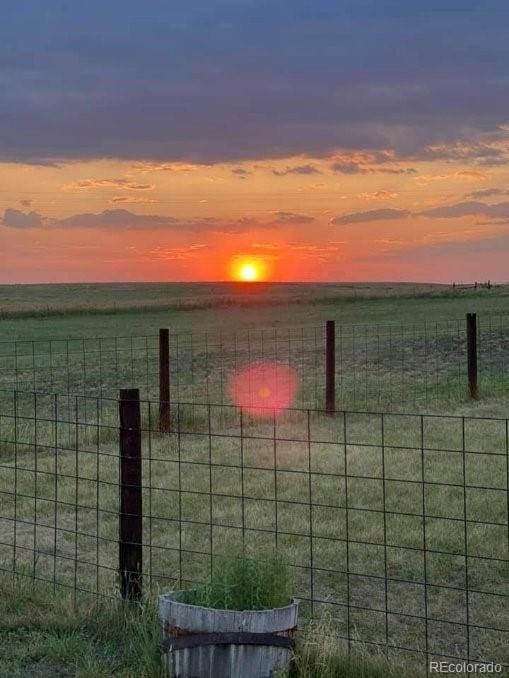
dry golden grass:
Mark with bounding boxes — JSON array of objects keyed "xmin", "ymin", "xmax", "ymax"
[{"xmin": 0, "ymin": 397, "xmax": 507, "ymax": 675}]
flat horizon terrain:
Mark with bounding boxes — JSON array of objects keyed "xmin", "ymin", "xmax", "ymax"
[
  {"xmin": 0, "ymin": 281, "xmax": 508, "ymax": 675},
  {"xmin": 1, "ymin": 282, "xmax": 508, "ymax": 342}
]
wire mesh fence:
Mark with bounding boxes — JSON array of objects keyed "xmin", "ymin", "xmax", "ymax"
[
  {"xmin": 0, "ymin": 315, "xmax": 508, "ymax": 414},
  {"xmin": 0, "ymin": 388, "xmax": 507, "ymax": 674}
]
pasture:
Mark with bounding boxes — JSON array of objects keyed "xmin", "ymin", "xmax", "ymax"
[
  {"xmin": 1, "ymin": 282, "xmax": 509, "ymax": 341},
  {"xmin": 0, "ymin": 283, "xmax": 509, "ymax": 340},
  {"xmin": 0, "ymin": 282, "xmax": 508, "ymax": 676},
  {"xmin": 1, "ymin": 284, "xmax": 509, "ymax": 415}
]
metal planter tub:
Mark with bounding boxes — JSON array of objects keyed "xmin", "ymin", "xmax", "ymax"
[{"xmin": 158, "ymin": 590, "xmax": 300, "ymax": 678}]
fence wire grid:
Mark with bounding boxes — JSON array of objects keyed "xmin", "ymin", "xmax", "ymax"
[
  {"xmin": 0, "ymin": 315, "xmax": 508, "ymax": 412},
  {"xmin": 0, "ymin": 388, "xmax": 507, "ymax": 675}
]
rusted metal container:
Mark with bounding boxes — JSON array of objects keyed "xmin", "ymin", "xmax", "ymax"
[{"xmin": 158, "ymin": 590, "xmax": 299, "ymax": 677}]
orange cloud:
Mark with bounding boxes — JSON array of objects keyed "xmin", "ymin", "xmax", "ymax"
[
  {"xmin": 358, "ymin": 191, "xmax": 399, "ymax": 201},
  {"xmin": 130, "ymin": 162, "xmax": 200, "ymax": 173},
  {"xmin": 109, "ymin": 196, "xmax": 157, "ymax": 204},
  {"xmin": 63, "ymin": 178, "xmax": 154, "ymax": 190}
]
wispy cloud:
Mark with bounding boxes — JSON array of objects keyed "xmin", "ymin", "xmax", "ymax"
[
  {"xmin": 331, "ymin": 197, "xmax": 509, "ymax": 227},
  {"xmin": 272, "ymin": 164, "xmax": 322, "ymax": 176},
  {"xmin": 271, "ymin": 211, "xmax": 315, "ymax": 224},
  {"xmin": 358, "ymin": 191, "xmax": 399, "ymax": 201},
  {"xmin": 0, "ymin": 208, "xmax": 213, "ymax": 231},
  {"xmin": 416, "ymin": 170, "xmax": 488, "ymax": 184},
  {"xmin": 1, "ymin": 208, "xmax": 45, "ymax": 229},
  {"xmin": 465, "ymin": 188, "xmax": 509, "ymax": 199},
  {"xmin": 420, "ymin": 140, "xmax": 509, "ymax": 166},
  {"xmin": 366, "ymin": 231, "xmax": 509, "ymax": 262},
  {"xmin": 331, "ymin": 162, "xmax": 416, "ymax": 175},
  {"xmin": 109, "ymin": 196, "xmax": 157, "ymax": 204},
  {"xmin": 455, "ymin": 170, "xmax": 488, "ymax": 181},
  {"xmin": 329, "ymin": 152, "xmax": 417, "ymax": 175},
  {"xmin": 231, "ymin": 168, "xmax": 251, "ymax": 179},
  {"xmin": 63, "ymin": 178, "xmax": 154, "ymax": 191},
  {"xmin": 1, "ymin": 207, "xmax": 309, "ymax": 232},
  {"xmin": 331, "ymin": 208, "xmax": 410, "ymax": 225},
  {"xmin": 54, "ymin": 209, "xmax": 179, "ymax": 229},
  {"xmin": 130, "ymin": 162, "xmax": 200, "ymax": 173},
  {"xmin": 420, "ymin": 200, "xmax": 509, "ymax": 221}
]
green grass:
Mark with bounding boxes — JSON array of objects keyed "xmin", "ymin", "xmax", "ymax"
[
  {"xmin": 1, "ymin": 281, "xmax": 508, "ymax": 341},
  {"xmin": 182, "ymin": 548, "xmax": 293, "ymax": 610},
  {"xmin": 0, "ymin": 573, "xmax": 163, "ymax": 677},
  {"xmin": 0, "ymin": 282, "xmax": 508, "ymax": 674},
  {"xmin": 288, "ymin": 618, "xmax": 399, "ymax": 678},
  {"xmin": 0, "ymin": 575, "xmax": 405, "ymax": 677},
  {"xmin": 1, "ymin": 282, "xmax": 508, "ymax": 417},
  {"xmin": 0, "ymin": 399, "xmax": 507, "ymax": 673}
]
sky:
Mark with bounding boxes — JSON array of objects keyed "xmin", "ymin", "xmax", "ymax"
[{"xmin": 1, "ymin": 0, "xmax": 509, "ymax": 283}]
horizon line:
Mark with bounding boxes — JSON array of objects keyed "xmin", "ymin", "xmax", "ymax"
[{"xmin": 1, "ymin": 280, "xmax": 505, "ymax": 287}]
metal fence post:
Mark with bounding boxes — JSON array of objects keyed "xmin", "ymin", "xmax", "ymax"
[
  {"xmin": 326, "ymin": 320, "xmax": 336, "ymax": 413},
  {"xmin": 159, "ymin": 328, "xmax": 170, "ymax": 431},
  {"xmin": 466, "ymin": 313, "xmax": 478, "ymax": 398},
  {"xmin": 119, "ymin": 388, "xmax": 143, "ymax": 600}
]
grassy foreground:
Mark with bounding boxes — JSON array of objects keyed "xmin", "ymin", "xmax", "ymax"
[
  {"xmin": 0, "ymin": 575, "xmax": 398, "ymax": 677},
  {"xmin": 1, "ymin": 394, "xmax": 507, "ymax": 672},
  {"xmin": 0, "ymin": 283, "xmax": 507, "ymax": 674},
  {"xmin": 0, "ymin": 574, "xmax": 162, "ymax": 678}
]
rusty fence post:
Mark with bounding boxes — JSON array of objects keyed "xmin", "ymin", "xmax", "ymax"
[
  {"xmin": 326, "ymin": 320, "xmax": 336, "ymax": 413},
  {"xmin": 159, "ymin": 328, "xmax": 170, "ymax": 431},
  {"xmin": 466, "ymin": 313, "xmax": 478, "ymax": 399},
  {"xmin": 119, "ymin": 388, "xmax": 143, "ymax": 600}
]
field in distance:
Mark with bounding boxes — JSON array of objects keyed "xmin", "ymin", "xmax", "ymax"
[{"xmin": 1, "ymin": 281, "xmax": 508, "ymax": 342}]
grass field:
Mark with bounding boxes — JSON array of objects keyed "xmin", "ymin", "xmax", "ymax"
[
  {"xmin": 0, "ymin": 394, "xmax": 507, "ymax": 674},
  {"xmin": 1, "ymin": 282, "xmax": 509, "ymax": 342},
  {"xmin": 0, "ymin": 283, "xmax": 508, "ymax": 675},
  {"xmin": 0, "ymin": 575, "xmax": 401, "ymax": 677},
  {"xmin": 1, "ymin": 283, "xmax": 508, "ymax": 415}
]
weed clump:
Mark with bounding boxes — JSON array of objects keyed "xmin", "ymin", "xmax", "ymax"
[{"xmin": 182, "ymin": 549, "xmax": 293, "ymax": 611}]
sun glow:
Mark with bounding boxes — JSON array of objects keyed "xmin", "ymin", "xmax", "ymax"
[
  {"xmin": 240, "ymin": 263, "xmax": 258, "ymax": 281},
  {"xmin": 231, "ymin": 256, "xmax": 268, "ymax": 282}
]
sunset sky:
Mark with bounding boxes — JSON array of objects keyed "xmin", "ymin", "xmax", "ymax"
[{"xmin": 2, "ymin": 1, "xmax": 509, "ymax": 283}]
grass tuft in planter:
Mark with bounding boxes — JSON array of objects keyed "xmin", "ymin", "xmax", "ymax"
[
  {"xmin": 159, "ymin": 548, "xmax": 299, "ymax": 676},
  {"xmin": 182, "ymin": 548, "xmax": 292, "ymax": 611}
]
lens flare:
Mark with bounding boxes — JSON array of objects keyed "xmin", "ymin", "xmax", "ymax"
[{"xmin": 228, "ymin": 361, "xmax": 298, "ymax": 418}]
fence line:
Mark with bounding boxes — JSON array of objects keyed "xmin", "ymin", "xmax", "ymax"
[
  {"xmin": 0, "ymin": 387, "xmax": 507, "ymax": 674},
  {"xmin": 1, "ymin": 314, "xmax": 508, "ymax": 413}
]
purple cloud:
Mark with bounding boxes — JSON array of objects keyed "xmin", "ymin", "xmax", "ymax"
[
  {"xmin": 332, "ymin": 208, "xmax": 410, "ymax": 225},
  {"xmin": 273, "ymin": 165, "xmax": 322, "ymax": 176},
  {"xmin": 271, "ymin": 211, "xmax": 315, "ymax": 224},
  {"xmin": 2, "ymin": 2, "xmax": 509, "ymax": 164},
  {"xmin": 1, "ymin": 208, "xmax": 44, "ymax": 229},
  {"xmin": 420, "ymin": 201, "xmax": 509, "ymax": 220}
]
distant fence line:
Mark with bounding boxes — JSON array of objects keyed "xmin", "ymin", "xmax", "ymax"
[
  {"xmin": 0, "ymin": 387, "xmax": 507, "ymax": 674},
  {"xmin": 0, "ymin": 313, "xmax": 508, "ymax": 413}
]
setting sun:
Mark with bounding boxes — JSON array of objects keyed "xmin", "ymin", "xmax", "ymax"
[
  {"xmin": 240, "ymin": 263, "xmax": 258, "ymax": 281},
  {"xmin": 230, "ymin": 256, "xmax": 269, "ymax": 282}
]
